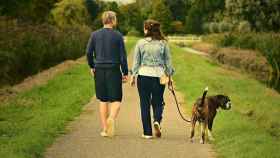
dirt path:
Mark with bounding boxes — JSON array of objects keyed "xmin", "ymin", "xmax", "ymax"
[{"xmin": 44, "ymin": 54, "xmax": 215, "ymax": 158}]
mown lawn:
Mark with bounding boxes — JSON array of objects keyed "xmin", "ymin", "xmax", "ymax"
[
  {"xmin": 0, "ymin": 36, "xmax": 138, "ymax": 158},
  {"xmin": 171, "ymin": 44, "xmax": 280, "ymax": 158}
]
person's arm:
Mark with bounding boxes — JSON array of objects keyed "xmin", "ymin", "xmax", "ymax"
[
  {"xmin": 164, "ymin": 43, "xmax": 175, "ymax": 76},
  {"xmin": 86, "ymin": 33, "xmax": 95, "ymax": 70},
  {"xmin": 119, "ymin": 36, "xmax": 128, "ymax": 76},
  {"xmin": 131, "ymin": 42, "xmax": 141, "ymax": 77},
  {"xmin": 130, "ymin": 41, "xmax": 141, "ymax": 86}
]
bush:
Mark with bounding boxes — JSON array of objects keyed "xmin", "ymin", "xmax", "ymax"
[
  {"xmin": 237, "ymin": 21, "xmax": 251, "ymax": 33},
  {"xmin": 218, "ymin": 21, "xmax": 233, "ymax": 33},
  {"xmin": 202, "ymin": 23, "xmax": 210, "ymax": 33},
  {"xmin": 209, "ymin": 22, "xmax": 219, "ymax": 33},
  {"xmin": 203, "ymin": 32, "xmax": 280, "ymax": 82},
  {"xmin": 0, "ymin": 17, "xmax": 91, "ymax": 87},
  {"xmin": 50, "ymin": 0, "xmax": 90, "ymax": 28},
  {"xmin": 171, "ymin": 21, "xmax": 184, "ymax": 34},
  {"xmin": 219, "ymin": 33, "xmax": 236, "ymax": 47}
]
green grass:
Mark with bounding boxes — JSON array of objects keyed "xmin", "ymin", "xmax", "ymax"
[
  {"xmin": 0, "ymin": 63, "xmax": 93, "ymax": 158},
  {"xmin": 0, "ymin": 36, "xmax": 138, "ymax": 158},
  {"xmin": 171, "ymin": 44, "xmax": 280, "ymax": 158}
]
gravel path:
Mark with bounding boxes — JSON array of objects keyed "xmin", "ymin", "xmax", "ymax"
[{"xmin": 44, "ymin": 54, "xmax": 215, "ymax": 158}]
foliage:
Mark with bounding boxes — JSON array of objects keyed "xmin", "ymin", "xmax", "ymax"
[
  {"xmin": 150, "ymin": 0, "xmax": 173, "ymax": 34},
  {"xmin": 0, "ymin": 0, "xmax": 59, "ymax": 22},
  {"xmin": 119, "ymin": 2, "xmax": 143, "ymax": 35},
  {"xmin": 171, "ymin": 21, "xmax": 185, "ymax": 34},
  {"xmin": 50, "ymin": 0, "xmax": 90, "ymax": 28},
  {"xmin": 225, "ymin": 0, "xmax": 280, "ymax": 32},
  {"xmin": 204, "ymin": 33, "xmax": 280, "ymax": 79},
  {"xmin": 185, "ymin": 6, "xmax": 204, "ymax": 34},
  {"xmin": 237, "ymin": 21, "xmax": 251, "ymax": 33},
  {"xmin": 165, "ymin": 0, "xmax": 189, "ymax": 22},
  {"xmin": 218, "ymin": 21, "xmax": 233, "ymax": 33},
  {"xmin": 208, "ymin": 22, "xmax": 219, "ymax": 33},
  {"xmin": 0, "ymin": 18, "xmax": 91, "ymax": 86},
  {"xmin": 85, "ymin": 0, "xmax": 99, "ymax": 22}
]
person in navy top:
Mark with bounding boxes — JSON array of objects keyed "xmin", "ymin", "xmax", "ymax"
[{"xmin": 86, "ymin": 11, "xmax": 128, "ymax": 137}]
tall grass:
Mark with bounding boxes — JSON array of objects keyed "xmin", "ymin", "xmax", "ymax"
[{"xmin": 0, "ymin": 17, "xmax": 91, "ymax": 87}]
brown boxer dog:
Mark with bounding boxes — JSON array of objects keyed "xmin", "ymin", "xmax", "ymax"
[{"xmin": 190, "ymin": 87, "xmax": 231, "ymax": 144}]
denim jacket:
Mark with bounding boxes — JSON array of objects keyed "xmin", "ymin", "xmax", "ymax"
[{"xmin": 132, "ymin": 38, "xmax": 175, "ymax": 76}]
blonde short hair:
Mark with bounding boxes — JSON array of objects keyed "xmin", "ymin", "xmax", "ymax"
[{"xmin": 102, "ymin": 11, "xmax": 117, "ymax": 25}]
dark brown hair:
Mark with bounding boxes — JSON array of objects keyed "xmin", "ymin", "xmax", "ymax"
[{"xmin": 144, "ymin": 19, "xmax": 166, "ymax": 41}]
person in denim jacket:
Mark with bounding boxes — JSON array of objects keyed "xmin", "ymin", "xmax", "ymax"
[{"xmin": 130, "ymin": 19, "xmax": 174, "ymax": 139}]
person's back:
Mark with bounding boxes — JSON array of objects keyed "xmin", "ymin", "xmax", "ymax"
[
  {"xmin": 87, "ymin": 28, "xmax": 128, "ymax": 73},
  {"xmin": 86, "ymin": 11, "xmax": 128, "ymax": 138},
  {"xmin": 90, "ymin": 28, "xmax": 126, "ymax": 69},
  {"xmin": 130, "ymin": 19, "xmax": 174, "ymax": 139}
]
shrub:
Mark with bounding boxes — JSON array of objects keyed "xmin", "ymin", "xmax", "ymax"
[
  {"xmin": 209, "ymin": 22, "xmax": 219, "ymax": 33},
  {"xmin": 50, "ymin": 0, "xmax": 90, "ymax": 28},
  {"xmin": 0, "ymin": 17, "xmax": 91, "ymax": 87},
  {"xmin": 202, "ymin": 23, "xmax": 210, "ymax": 33},
  {"xmin": 218, "ymin": 21, "xmax": 233, "ymax": 33},
  {"xmin": 237, "ymin": 21, "xmax": 251, "ymax": 33},
  {"xmin": 219, "ymin": 33, "xmax": 236, "ymax": 47},
  {"xmin": 203, "ymin": 32, "xmax": 280, "ymax": 84},
  {"xmin": 171, "ymin": 21, "xmax": 184, "ymax": 34}
]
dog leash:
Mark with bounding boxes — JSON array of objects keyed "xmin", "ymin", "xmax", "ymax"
[{"xmin": 168, "ymin": 80, "xmax": 191, "ymax": 123}]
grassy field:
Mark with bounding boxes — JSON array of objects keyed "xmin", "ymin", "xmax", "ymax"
[
  {"xmin": 171, "ymin": 44, "xmax": 280, "ymax": 158},
  {"xmin": 0, "ymin": 37, "xmax": 138, "ymax": 158}
]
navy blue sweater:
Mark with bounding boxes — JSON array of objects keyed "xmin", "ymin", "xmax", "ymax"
[{"xmin": 86, "ymin": 28, "xmax": 128, "ymax": 75}]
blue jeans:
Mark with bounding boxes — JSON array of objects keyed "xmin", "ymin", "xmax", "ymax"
[{"xmin": 137, "ymin": 75, "xmax": 165, "ymax": 136}]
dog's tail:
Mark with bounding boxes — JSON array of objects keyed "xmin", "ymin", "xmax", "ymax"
[{"xmin": 199, "ymin": 87, "xmax": 208, "ymax": 107}]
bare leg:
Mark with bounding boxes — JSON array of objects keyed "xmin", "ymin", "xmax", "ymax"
[
  {"xmin": 109, "ymin": 101, "xmax": 121, "ymax": 119},
  {"xmin": 99, "ymin": 101, "xmax": 109, "ymax": 131}
]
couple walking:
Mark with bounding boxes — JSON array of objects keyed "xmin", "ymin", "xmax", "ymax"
[{"xmin": 86, "ymin": 11, "xmax": 174, "ymax": 139}]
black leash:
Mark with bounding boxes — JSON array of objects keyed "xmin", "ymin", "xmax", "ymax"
[{"xmin": 168, "ymin": 81, "xmax": 191, "ymax": 123}]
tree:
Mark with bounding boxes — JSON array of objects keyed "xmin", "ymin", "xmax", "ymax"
[
  {"xmin": 165, "ymin": 0, "xmax": 190, "ymax": 22},
  {"xmin": 0, "ymin": 0, "xmax": 59, "ymax": 22},
  {"xmin": 50, "ymin": 0, "xmax": 90, "ymax": 28},
  {"xmin": 185, "ymin": 6, "xmax": 204, "ymax": 34},
  {"xmin": 225, "ymin": 0, "xmax": 280, "ymax": 32},
  {"xmin": 150, "ymin": 0, "xmax": 173, "ymax": 34},
  {"xmin": 119, "ymin": 3, "xmax": 143, "ymax": 34},
  {"xmin": 85, "ymin": 0, "xmax": 99, "ymax": 22}
]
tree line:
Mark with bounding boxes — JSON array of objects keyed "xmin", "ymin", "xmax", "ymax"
[{"xmin": 1, "ymin": 0, "xmax": 279, "ymax": 35}]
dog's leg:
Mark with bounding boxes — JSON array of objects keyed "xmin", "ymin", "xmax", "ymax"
[
  {"xmin": 207, "ymin": 119, "xmax": 215, "ymax": 141},
  {"xmin": 200, "ymin": 122, "xmax": 207, "ymax": 144},
  {"xmin": 190, "ymin": 118, "xmax": 196, "ymax": 143}
]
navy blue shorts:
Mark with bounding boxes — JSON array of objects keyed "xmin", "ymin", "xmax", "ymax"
[{"xmin": 94, "ymin": 67, "xmax": 122, "ymax": 102}]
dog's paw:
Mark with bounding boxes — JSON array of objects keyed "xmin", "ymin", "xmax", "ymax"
[
  {"xmin": 190, "ymin": 138, "xmax": 194, "ymax": 143},
  {"xmin": 200, "ymin": 139, "xmax": 205, "ymax": 144}
]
